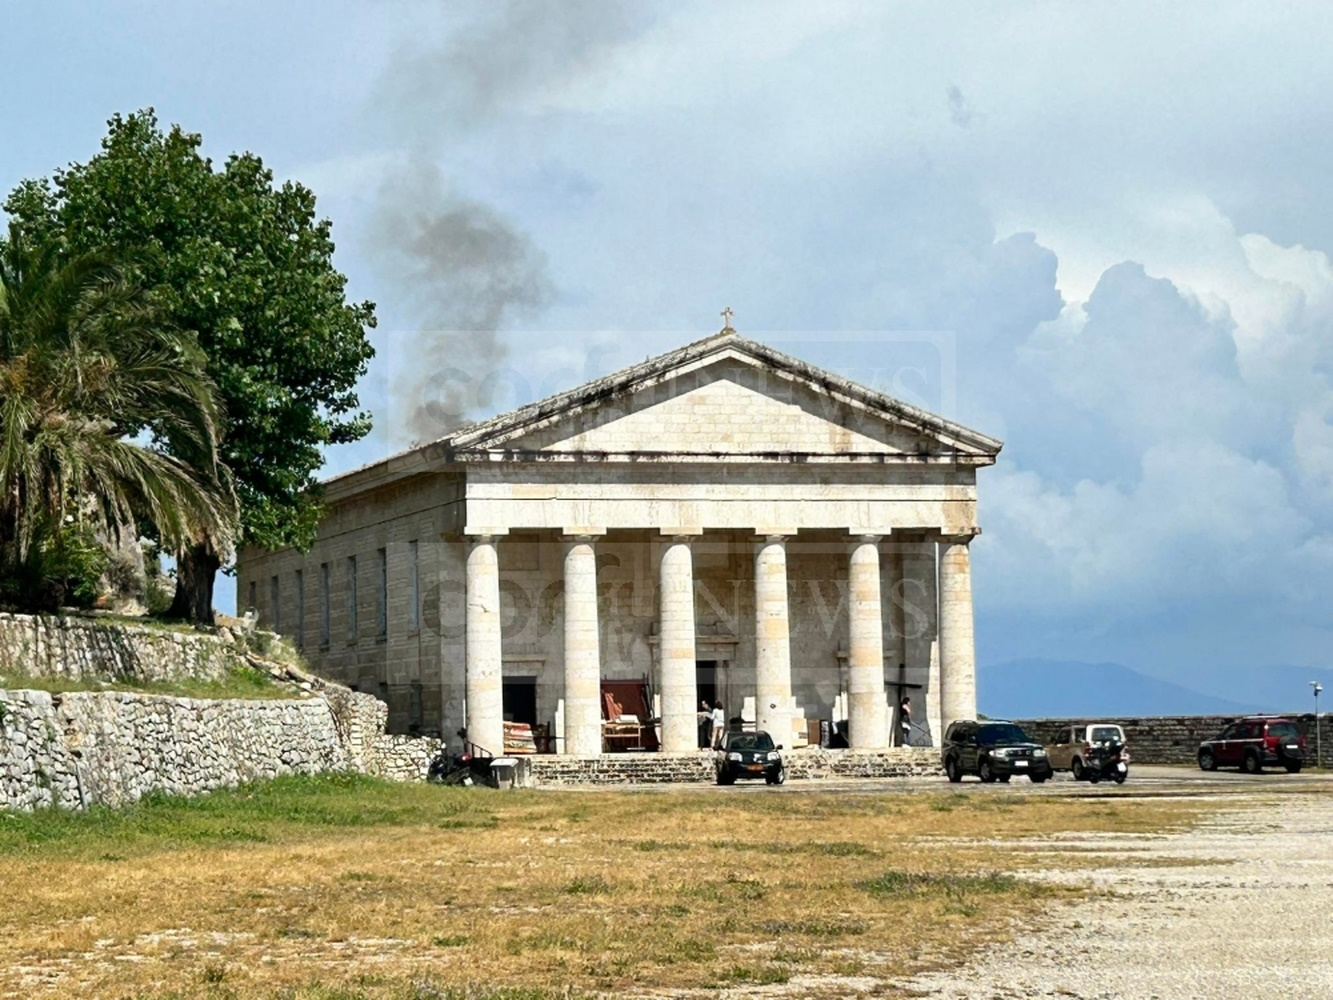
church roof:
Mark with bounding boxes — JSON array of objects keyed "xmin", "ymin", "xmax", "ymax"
[{"xmin": 323, "ymin": 329, "xmax": 1002, "ymax": 500}]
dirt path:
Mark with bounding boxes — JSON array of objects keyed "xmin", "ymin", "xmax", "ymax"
[{"xmin": 895, "ymin": 792, "xmax": 1333, "ymax": 998}]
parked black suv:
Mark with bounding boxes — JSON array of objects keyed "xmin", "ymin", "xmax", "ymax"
[{"xmin": 942, "ymin": 720, "xmax": 1052, "ymax": 783}]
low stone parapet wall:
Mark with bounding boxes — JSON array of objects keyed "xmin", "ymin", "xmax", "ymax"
[
  {"xmin": 785, "ymin": 747, "xmax": 942, "ymax": 780},
  {"xmin": 523, "ymin": 747, "xmax": 942, "ymax": 787},
  {"xmin": 525, "ymin": 752, "xmax": 717, "ymax": 786},
  {"xmin": 1013, "ymin": 713, "xmax": 1332, "ymax": 767}
]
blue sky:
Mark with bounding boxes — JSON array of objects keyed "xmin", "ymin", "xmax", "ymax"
[{"xmin": 5, "ymin": 2, "xmax": 1333, "ymax": 697}]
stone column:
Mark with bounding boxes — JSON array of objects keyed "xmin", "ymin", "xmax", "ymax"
[
  {"xmin": 848, "ymin": 535, "xmax": 888, "ymax": 749},
  {"xmin": 898, "ymin": 535, "xmax": 940, "ymax": 745},
  {"xmin": 464, "ymin": 536, "xmax": 504, "ymax": 755},
  {"xmin": 658, "ymin": 537, "xmax": 698, "ymax": 753},
  {"xmin": 754, "ymin": 535, "xmax": 792, "ymax": 747},
  {"xmin": 563, "ymin": 536, "xmax": 602, "ymax": 756},
  {"xmin": 938, "ymin": 535, "xmax": 977, "ymax": 734}
]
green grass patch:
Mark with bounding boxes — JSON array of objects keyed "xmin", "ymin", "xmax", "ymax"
[
  {"xmin": 860, "ymin": 868, "xmax": 1025, "ymax": 899},
  {"xmin": 0, "ymin": 772, "xmax": 497, "ymax": 858},
  {"xmin": 719, "ymin": 964, "xmax": 790, "ymax": 985},
  {"xmin": 762, "ymin": 917, "xmax": 867, "ymax": 938},
  {"xmin": 631, "ymin": 839, "xmax": 689, "ymax": 852},
  {"xmin": 219, "ymin": 982, "xmax": 588, "ymax": 999},
  {"xmin": 706, "ymin": 838, "xmax": 879, "ymax": 858},
  {"xmin": 562, "ymin": 875, "xmax": 613, "ymax": 895}
]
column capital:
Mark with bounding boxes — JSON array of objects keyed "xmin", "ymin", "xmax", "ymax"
[
  {"xmin": 560, "ymin": 527, "xmax": 606, "ymax": 540},
  {"xmin": 939, "ymin": 528, "xmax": 981, "ymax": 546},
  {"xmin": 464, "ymin": 527, "xmax": 509, "ymax": 539},
  {"xmin": 848, "ymin": 531, "xmax": 883, "ymax": 544}
]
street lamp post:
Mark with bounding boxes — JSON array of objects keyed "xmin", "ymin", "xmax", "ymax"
[{"xmin": 1312, "ymin": 681, "xmax": 1324, "ymax": 768}]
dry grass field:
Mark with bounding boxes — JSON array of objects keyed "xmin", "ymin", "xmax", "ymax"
[{"xmin": 0, "ymin": 775, "xmax": 1215, "ymax": 999}]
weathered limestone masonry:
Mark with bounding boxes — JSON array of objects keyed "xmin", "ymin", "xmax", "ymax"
[
  {"xmin": 523, "ymin": 748, "xmax": 942, "ymax": 786},
  {"xmin": 0, "ymin": 685, "xmax": 442, "ymax": 812},
  {"xmin": 1015, "ymin": 714, "xmax": 1333, "ymax": 767},
  {"xmin": 239, "ymin": 331, "xmax": 1002, "ymax": 755},
  {"xmin": 0, "ymin": 612, "xmax": 234, "ymax": 684}
]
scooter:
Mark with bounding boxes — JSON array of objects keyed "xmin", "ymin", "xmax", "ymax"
[
  {"xmin": 427, "ymin": 749, "xmax": 476, "ymax": 786},
  {"xmin": 1084, "ymin": 740, "xmax": 1129, "ymax": 784}
]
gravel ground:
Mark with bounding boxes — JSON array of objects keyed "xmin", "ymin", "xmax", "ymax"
[{"xmin": 896, "ymin": 791, "xmax": 1333, "ymax": 999}]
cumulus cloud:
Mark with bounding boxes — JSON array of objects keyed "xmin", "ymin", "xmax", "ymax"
[
  {"xmin": 970, "ymin": 194, "xmax": 1333, "ymax": 672},
  {"xmin": 982, "ymin": 443, "xmax": 1309, "ymax": 612}
]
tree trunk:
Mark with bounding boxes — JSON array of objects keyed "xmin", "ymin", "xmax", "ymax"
[{"xmin": 170, "ymin": 541, "xmax": 221, "ymax": 624}]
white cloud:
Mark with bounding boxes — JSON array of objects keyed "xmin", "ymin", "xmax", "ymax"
[{"xmin": 982, "ymin": 441, "xmax": 1308, "ymax": 613}]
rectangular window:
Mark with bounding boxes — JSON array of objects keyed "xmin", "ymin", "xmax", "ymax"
[
  {"xmin": 248, "ymin": 580, "xmax": 257, "ymax": 615},
  {"xmin": 269, "ymin": 575, "xmax": 280, "ymax": 631},
  {"xmin": 408, "ymin": 540, "xmax": 420, "ymax": 633},
  {"xmin": 377, "ymin": 547, "xmax": 388, "ymax": 637},
  {"xmin": 346, "ymin": 555, "xmax": 358, "ymax": 640},
  {"xmin": 409, "ymin": 681, "xmax": 423, "ymax": 732},
  {"xmin": 319, "ymin": 563, "xmax": 331, "ymax": 647},
  {"xmin": 294, "ymin": 569, "xmax": 304, "ymax": 648}
]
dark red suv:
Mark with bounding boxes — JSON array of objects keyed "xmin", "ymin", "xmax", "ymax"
[{"xmin": 1197, "ymin": 716, "xmax": 1306, "ymax": 774}]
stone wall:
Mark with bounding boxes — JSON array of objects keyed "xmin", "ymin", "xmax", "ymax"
[
  {"xmin": 0, "ymin": 687, "xmax": 444, "ymax": 812},
  {"xmin": 0, "ymin": 612, "xmax": 239, "ymax": 684},
  {"xmin": 523, "ymin": 747, "xmax": 941, "ymax": 786},
  {"xmin": 1014, "ymin": 714, "xmax": 1333, "ymax": 768}
]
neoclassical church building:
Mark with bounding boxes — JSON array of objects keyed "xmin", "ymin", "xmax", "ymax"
[{"xmin": 236, "ymin": 329, "xmax": 1001, "ymax": 754}]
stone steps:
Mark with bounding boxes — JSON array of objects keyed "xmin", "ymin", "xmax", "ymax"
[{"xmin": 522, "ymin": 747, "xmax": 942, "ymax": 786}]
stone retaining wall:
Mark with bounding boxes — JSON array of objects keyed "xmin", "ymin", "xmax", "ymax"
[
  {"xmin": 1014, "ymin": 713, "xmax": 1333, "ymax": 767},
  {"xmin": 523, "ymin": 747, "xmax": 942, "ymax": 786},
  {"xmin": 0, "ymin": 612, "xmax": 239, "ymax": 684},
  {"xmin": 0, "ymin": 687, "xmax": 444, "ymax": 811}
]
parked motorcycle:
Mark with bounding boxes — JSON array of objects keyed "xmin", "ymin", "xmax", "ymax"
[
  {"xmin": 1084, "ymin": 739, "xmax": 1129, "ymax": 784},
  {"xmin": 428, "ymin": 749, "xmax": 476, "ymax": 786}
]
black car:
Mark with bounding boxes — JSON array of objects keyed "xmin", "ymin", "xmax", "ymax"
[
  {"xmin": 942, "ymin": 720, "xmax": 1052, "ymax": 783},
  {"xmin": 716, "ymin": 731, "xmax": 786, "ymax": 785}
]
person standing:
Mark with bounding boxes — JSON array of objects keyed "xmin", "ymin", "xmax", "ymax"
[
  {"xmin": 698, "ymin": 699, "xmax": 713, "ymax": 749},
  {"xmin": 898, "ymin": 696, "xmax": 913, "ymax": 747},
  {"xmin": 711, "ymin": 700, "xmax": 727, "ymax": 749}
]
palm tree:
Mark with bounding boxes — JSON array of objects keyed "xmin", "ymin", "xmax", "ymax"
[{"xmin": 0, "ymin": 223, "xmax": 237, "ymax": 610}]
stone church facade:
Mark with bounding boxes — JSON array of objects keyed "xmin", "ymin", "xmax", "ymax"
[{"xmin": 236, "ymin": 331, "xmax": 1001, "ymax": 752}]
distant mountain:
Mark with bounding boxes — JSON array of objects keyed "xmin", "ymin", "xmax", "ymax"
[
  {"xmin": 1148, "ymin": 662, "xmax": 1333, "ymax": 717},
  {"xmin": 979, "ymin": 658, "xmax": 1252, "ymax": 718}
]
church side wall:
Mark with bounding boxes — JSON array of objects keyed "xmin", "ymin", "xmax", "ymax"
[{"xmin": 237, "ymin": 472, "xmax": 464, "ymax": 736}]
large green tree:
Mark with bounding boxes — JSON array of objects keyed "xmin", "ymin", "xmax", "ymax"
[
  {"xmin": 5, "ymin": 111, "xmax": 376, "ymax": 621},
  {"xmin": 0, "ymin": 223, "xmax": 236, "ymax": 611}
]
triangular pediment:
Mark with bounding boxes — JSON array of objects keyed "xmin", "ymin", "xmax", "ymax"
[{"xmin": 445, "ymin": 333, "xmax": 1001, "ymax": 463}]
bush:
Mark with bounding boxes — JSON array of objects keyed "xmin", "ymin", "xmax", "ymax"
[{"xmin": 0, "ymin": 521, "xmax": 109, "ymax": 612}]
